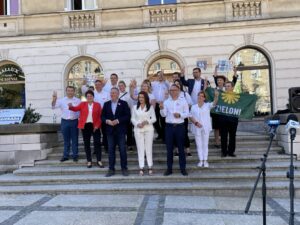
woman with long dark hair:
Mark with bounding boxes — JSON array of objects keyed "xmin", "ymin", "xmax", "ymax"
[{"xmin": 131, "ymin": 91, "xmax": 156, "ymax": 176}]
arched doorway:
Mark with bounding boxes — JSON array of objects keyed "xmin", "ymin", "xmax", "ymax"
[
  {"xmin": 0, "ymin": 61, "xmax": 25, "ymax": 109},
  {"xmin": 66, "ymin": 57, "xmax": 104, "ymax": 98},
  {"xmin": 147, "ymin": 57, "xmax": 181, "ymax": 81},
  {"xmin": 229, "ymin": 47, "xmax": 272, "ymax": 116}
]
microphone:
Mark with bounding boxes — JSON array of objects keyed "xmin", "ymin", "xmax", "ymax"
[
  {"xmin": 285, "ymin": 114, "xmax": 299, "ymax": 140},
  {"xmin": 267, "ymin": 114, "xmax": 280, "ymax": 135}
]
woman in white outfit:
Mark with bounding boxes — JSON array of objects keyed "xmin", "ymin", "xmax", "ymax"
[
  {"xmin": 190, "ymin": 90, "xmax": 219, "ymax": 168},
  {"xmin": 131, "ymin": 91, "xmax": 157, "ymax": 176}
]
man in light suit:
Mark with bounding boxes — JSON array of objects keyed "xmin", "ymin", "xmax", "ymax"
[{"xmin": 102, "ymin": 87, "xmax": 131, "ymax": 177}]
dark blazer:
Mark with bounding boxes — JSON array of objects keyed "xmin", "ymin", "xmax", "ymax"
[
  {"xmin": 101, "ymin": 99, "xmax": 131, "ymax": 135},
  {"xmin": 180, "ymin": 76, "xmax": 205, "ymax": 95}
]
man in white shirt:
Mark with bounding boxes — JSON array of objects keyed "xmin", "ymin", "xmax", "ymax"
[
  {"xmin": 151, "ymin": 71, "xmax": 169, "ymax": 141},
  {"xmin": 160, "ymin": 84, "xmax": 189, "ymax": 176},
  {"xmin": 103, "ymin": 73, "xmax": 119, "ymax": 93},
  {"xmin": 52, "ymin": 86, "xmax": 81, "ymax": 162}
]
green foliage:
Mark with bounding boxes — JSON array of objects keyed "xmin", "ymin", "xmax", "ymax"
[{"xmin": 22, "ymin": 104, "xmax": 42, "ymax": 124}]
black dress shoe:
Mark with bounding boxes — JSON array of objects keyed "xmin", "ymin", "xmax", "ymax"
[
  {"xmin": 214, "ymin": 144, "xmax": 221, "ymax": 148},
  {"xmin": 122, "ymin": 169, "xmax": 129, "ymax": 176},
  {"xmin": 105, "ymin": 170, "xmax": 115, "ymax": 177},
  {"xmin": 87, "ymin": 162, "xmax": 92, "ymax": 168},
  {"xmin": 155, "ymin": 136, "xmax": 162, "ymax": 140},
  {"xmin": 187, "ymin": 153, "xmax": 192, "ymax": 157},
  {"xmin": 73, "ymin": 157, "xmax": 78, "ymax": 162},
  {"xmin": 228, "ymin": 153, "xmax": 237, "ymax": 157},
  {"xmin": 163, "ymin": 170, "xmax": 172, "ymax": 176},
  {"xmin": 181, "ymin": 170, "xmax": 188, "ymax": 176},
  {"xmin": 221, "ymin": 153, "xmax": 227, "ymax": 158},
  {"xmin": 60, "ymin": 157, "xmax": 69, "ymax": 162}
]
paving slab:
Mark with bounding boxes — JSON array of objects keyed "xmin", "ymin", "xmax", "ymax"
[
  {"xmin": 43, "ymin": 194, "xmax": 143, "ymax": 208},
  {"xmin": 14, "ymin": 211, "xmax": 137, "ymax": 225},
  {"xmin": 0, "ymin": 195, "xmax": 45, "ymax": 207},
  {"xmin": 0, "ymin": 211, "xmax": 19, "ymax": 223}
]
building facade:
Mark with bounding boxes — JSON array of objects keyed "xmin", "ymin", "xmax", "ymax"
[{"xmin": 0, "ymin": 0, "xmax": 300, "ymax": 122}]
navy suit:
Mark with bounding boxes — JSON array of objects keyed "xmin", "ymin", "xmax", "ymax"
[
  {"xmin": 102, "ymin": 99, "xmax": 131, "ymax": 171},
  {"xmin": 180, "ymin": 76, "xmax": 205, "ymax": 95}
]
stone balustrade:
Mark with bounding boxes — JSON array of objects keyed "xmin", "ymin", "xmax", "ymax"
[
  {"xmin": 149, "ymin": 7, "xmax": 177, "ymax": 26},
  {"xmin": 232, "ymin": 1, "xmax": 262, "ymax": 19},
  {"xmin": 69, "ymin": 13, "xmax": 96, "ymax": 30}
]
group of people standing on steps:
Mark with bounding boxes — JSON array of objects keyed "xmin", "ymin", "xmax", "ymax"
[{"xmin": 51, "ymin": 66, "xmax": 239, "ymax": 177}]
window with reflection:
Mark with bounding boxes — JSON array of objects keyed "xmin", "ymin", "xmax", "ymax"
[
  {"xmin": 0, "ymin": 62, "xmax": 25, "ymax": 109},
  {"xmin": 148, "ymin": 0, "xmax": 177, "ymax": 5},
  {"xmin": 0, "ymin": 0, "xmax": 19, "ymax": 16},
  {"xmin": 148, "ymin": 58, "xmax": 181, "ymax": 81},
  {"xmin": 229, "ymin": 48, "xmax": 271, "ymax": 116},
  {"xmin": 66, "ymin": 0, "xmax": 97, "ymax": 10},
  {"xmin": 67, "ymin": 58, "xmax": 104, "ymax": 98}
]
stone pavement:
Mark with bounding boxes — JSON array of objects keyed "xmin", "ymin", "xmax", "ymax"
[{"xmin": 0, "ymin": 194, "xmax": 299, "ymax": 225}]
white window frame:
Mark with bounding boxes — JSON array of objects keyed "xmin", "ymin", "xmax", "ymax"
[{"xmin": 65, "ymin": 0, "xmax": 98, "ymax": 11}]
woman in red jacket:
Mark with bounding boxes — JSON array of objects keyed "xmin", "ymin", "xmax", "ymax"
[{"xmin": 69, "ymin": 90, "xmax": 104, "ymax": 168}]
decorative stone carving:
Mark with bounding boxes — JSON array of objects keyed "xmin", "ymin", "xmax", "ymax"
[
  {"xmin": 244, "ymin": 33, "xmax": 254, "ymax": 45},
  {"xmin": 232, "ymin": 1, "xmax": 261, "ymax": 19},
  {"xmin": 77, "ymin": 45, "xmax": 87, "ymax": 56},
  {"xmin": 0, "ymin": 49, "xmax": 9, "ymax": 60},
  {"xmin": 149, "ymin": 7, "xmax": 177, "ymax": 25},
  {"xmin": 69, "ymin": 13, "xmax": 95, "ymax": 30}
]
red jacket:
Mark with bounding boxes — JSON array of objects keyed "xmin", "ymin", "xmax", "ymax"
[{"xmin": 69, "ymin": 102, "xmax": 102, "ymax": 129}]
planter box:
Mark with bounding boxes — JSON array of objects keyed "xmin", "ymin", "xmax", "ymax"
[{"xmin": 0, "ymin": 123, "xmax": 60, "ymax": 173}]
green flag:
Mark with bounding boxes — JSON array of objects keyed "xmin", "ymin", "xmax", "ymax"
[{"xmin": 205, "ymin": 87, "xmax": 257, "ymax": 120}]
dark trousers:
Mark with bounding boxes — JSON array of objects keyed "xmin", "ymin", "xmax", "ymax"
[
  {"xmin": 126, "ymin": 122, "xmax": 135, "ymax": 147},
  {"xmin": 101, "ymin": 123, "xmax": 108, "ymax": 149},
  {"xmin": 154, "ymin": 103, "xmax": 166, "ymax": 140},
  {"xmin": 174, "ymin": 118, "xmax": 190, "ymax": 149},
  {"xmin": 107, "ymin": 132, "xmax": 127, "ymax": 171},
  {"xmin": 61, "ymin": 119, "xmax": 78, "ymax": 159},
  {"xmin": 81, "ymin": 123, "xmax": 102, "ymax": 162},
  {"xmin": 165, "ymin": 123, "xmax": 186, "ymax": 171},
  {"xmin": 220, "ymin": 121, "xmax": 238, "ymax": 155}
]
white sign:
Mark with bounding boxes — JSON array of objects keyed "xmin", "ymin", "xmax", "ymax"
[
  {"xmin": 0, "ymin": 109, "xmax": 25, "ymax": 125},
  {"xmin": 217, "ymin": 60, "xmax": 233, "ymax": 72}
]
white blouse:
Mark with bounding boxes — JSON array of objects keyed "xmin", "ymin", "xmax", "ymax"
[
  {"xmin": 190, "ymin": 102, "xmax": 215, "ymax": 135},
  {"xmin": 131, "ymin": 105, "xmax": 156, "ymax": 132}
]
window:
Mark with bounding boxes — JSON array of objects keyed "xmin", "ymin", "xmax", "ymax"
[
  {"xmin": 148, "ymin": 0, "xmax": 177, "ymax": 6},
  {"xmin": 66, "ymin": 0, "xmax": 97, "ymax": 11},
  {"xmin": 67, "ymin": 58, "xmax": 103, "ymax": 98},
  {"xmin": 229, "ymin": 48, "xmax": 271, "ymax": 116},
  {"xmin": 0, "ymin": 63, "xmax": 25, "ymax": 109},
  {"xmin": 0, "ymin": 0, "xmax": 19, "ymax": 16},
  {"xmin": 148, "ymin": 58, "xmax": 180, "ymax": 81}
]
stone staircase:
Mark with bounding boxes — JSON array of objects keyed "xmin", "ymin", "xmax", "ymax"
[{"xmin": 0, "ymin": 132, "xmax": 299, "ymax": 197}]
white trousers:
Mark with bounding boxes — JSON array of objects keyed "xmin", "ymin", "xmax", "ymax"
[
  {"xmin": 134, "ymin": 129, "xmax": 154, "ymax": 168},
  {"xmin": 195, "ymin": 131, "xmax": 210, "ymax": 161}
]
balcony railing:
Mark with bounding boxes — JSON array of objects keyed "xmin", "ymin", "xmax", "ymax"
[
  {"xmin": 69, "ymin": 13, "xmax": 95, "ymax": 30},
  {"xmin": 149, "ymin": 7, "xmax": 177, "ymax": 25},
  {"xmin": 232, "ymin": 1, "xmax": 262, "ymax": 19}
]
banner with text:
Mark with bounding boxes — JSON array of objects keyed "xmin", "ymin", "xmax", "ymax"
[
  {"xmin": 205, "ymin": 87, "xmax": 257, "ymax": 119},
  {"xmin": 0, "ymin": 109, "xmax": 25, "ymax": 125}
]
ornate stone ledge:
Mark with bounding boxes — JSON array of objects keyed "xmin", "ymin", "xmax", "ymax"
[{"xmin": 62, "ymin": 11, "xmax": 101, "ymax": 32}]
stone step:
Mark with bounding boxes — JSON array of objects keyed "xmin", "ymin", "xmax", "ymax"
[
  {"xmin": 0, "ymin": 170, "xmax": 298, "ymax": 186},
  {"xmin": 14, "ymin": 161, "xmax": 300, "ymax": 176},
  {"xmin": 47, "ymin": 146, "xmax": 282, "ymax": 160},
  {"xmin": 35, "ymin": 154, "xmax": 291, "ymax": 168},
  {"xmin": 0, "ymin": 180, "xmax": 298, "ymax": 197}
]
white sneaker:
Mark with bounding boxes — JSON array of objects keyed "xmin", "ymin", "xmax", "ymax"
[
  {"xmin": 197, "ymin": 161, "xmax": 203, "ymax": 167},
  {"xmin": 203, "ymin": 161, "xmax": 209, "ymax": 168}
]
